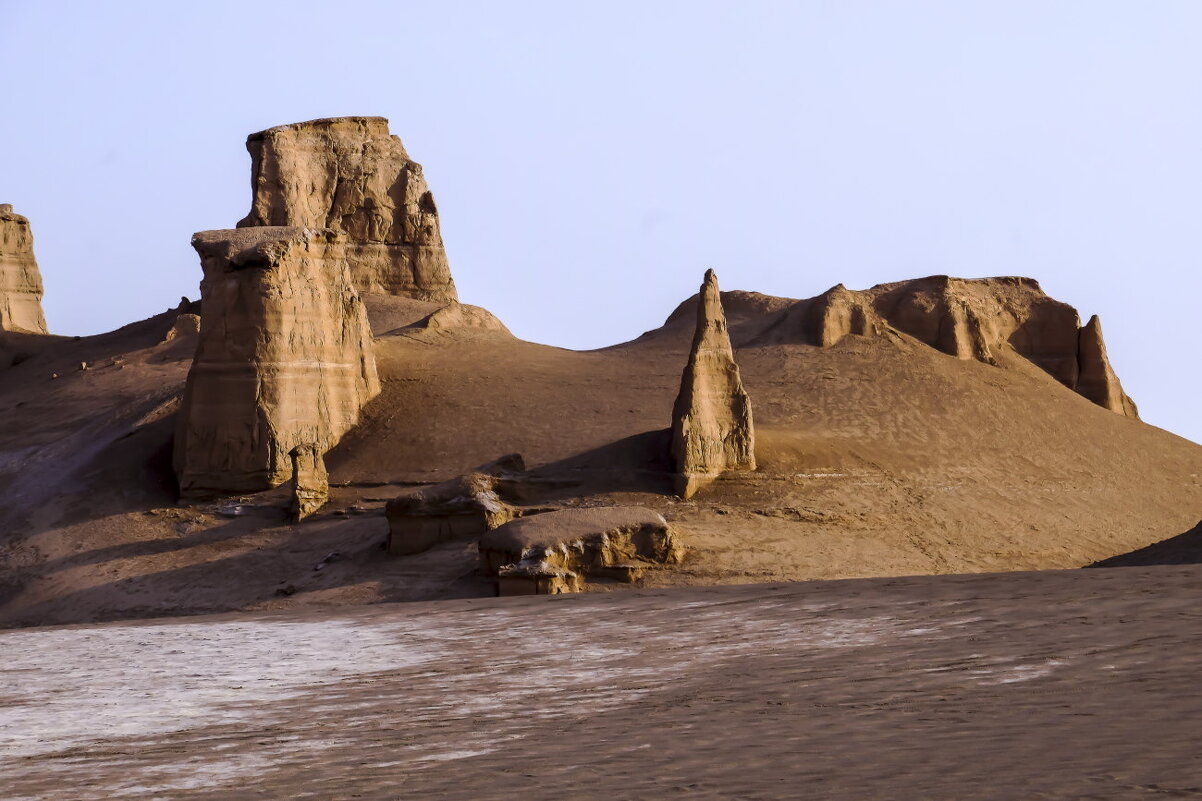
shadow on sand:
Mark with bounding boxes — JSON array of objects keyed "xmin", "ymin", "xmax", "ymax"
[
  {"xmin": 525, "ymin": 429, "xmax": 675, "ymax": 499},
  {"xmin": 1088, "ymin": 519, "xmax": 1202, "ymax": 568}
]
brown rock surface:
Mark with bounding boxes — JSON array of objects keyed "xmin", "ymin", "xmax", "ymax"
[
  {"xmin": 174, "ymin": 226, "xmax": 380, "ymax": 497},
  {"xmin": 744, "ymin": 275, "xmax": 1137, "ymax": 417},
  {"xmin": 236, "ymin": 117, "xmax": 457, "ymax": 303},
  {"xmin": 0, "ymin": 204, "xmax": 49, "ymax": 334},
  {"xmin": 479, "ymin": 506, "xmax": 685, "ymax": 593},
  {"xmin": 669, "ymin": 269, "xmax": 756, "ymax": 498},
  {"xmin": 385, "ymin": 472, "xmax": 517, "ymax": 555},
  {"xmin": 807, "ymin": 283, "xmax": 884, "ymax": 347},
  {"xmin": 0, "ymin": 265, "xmax": 1198, "ymax": 627},
  {"xmin": 1076, "ymin": 315, "xmax": 1138, "ymax": 417},
  {"xmin": 289, "ymin": 444, "xmax": 329, "ymax": 521}
]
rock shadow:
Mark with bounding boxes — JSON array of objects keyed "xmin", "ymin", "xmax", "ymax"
[
  {"xmin": 525, "ymin": 429, "xmax": 675, "ymax": 500},
  {"xmin": 1088, "ymin": 519, "xmax": 1202, "ymax": 568}
]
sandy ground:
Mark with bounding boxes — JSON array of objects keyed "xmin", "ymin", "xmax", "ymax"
[
  {"xmin": 1, "ymin": 291, "xmax": 1201, "ymax": 627},
  {"xmin": 3, "ymin": 564, "xmax": 1202, "ymax": 800}
]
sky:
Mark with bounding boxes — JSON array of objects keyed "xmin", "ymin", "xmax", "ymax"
[{"xmin": 1, "ymin": 1, "xmax": 1199, "ymax": 443}]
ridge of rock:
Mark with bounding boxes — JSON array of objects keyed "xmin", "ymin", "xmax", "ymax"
[
  {"xmin": 728, "ymin": 275, "xmax": 1138, "ymax": 418},
  {"xmin": 235, "ymin": 116, "xmax": 457, "ymax": 303},
  {"xmin": 174, "ymin": 226, "xmax": 381, "ymax": 497},
  {"xmin": 0, "ymin": 204, "xmax": 49, "ymax": 334},
  {"xmin": 669, "ymin": 269, "xmax": 756, "ymax": 498}
]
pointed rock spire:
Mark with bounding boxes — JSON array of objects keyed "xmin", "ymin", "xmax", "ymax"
[
  {"xmin": 1076, "ymin": 315, "xmax": 1139, "ymax": 418},
  {"xmin": 670, "ymin": 269, "xmax": 755, "ymax": 499}
]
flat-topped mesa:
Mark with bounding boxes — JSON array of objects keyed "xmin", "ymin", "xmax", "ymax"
[
  {"xmin": 174, "ymin": 226, "xmax": 381, "ymax": 498},
  {"xmin": 236, "ymin": 117, "xmax": 457, "ymax": 303},
  {"xmin": 670, "ymin": 269, "xmax": 756, "ymax": 499},
  {"xmin": 0, "ymin": 204, "xmax": 49, "ymax": 334}
]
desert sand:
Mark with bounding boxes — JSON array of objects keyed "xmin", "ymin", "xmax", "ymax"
[
  {"xmin": 3, "ymin": 117, "xmax": 1199, "ymax": 626},
  {"xmin": 1, "ymin": 275, "xmax": 1199, "ymax": 626}
]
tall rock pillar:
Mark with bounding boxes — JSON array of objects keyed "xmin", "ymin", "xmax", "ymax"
[
  {"xmin": 670, "ymin": 269, "xmax": 756, "ymax": 499},
  {"xmin": 0, "ymin": 204, "xmax": 49, "ymax": 334},
  {"xmin": 174, "ymin": 227, "xmax": 381, "ymax": 497}
]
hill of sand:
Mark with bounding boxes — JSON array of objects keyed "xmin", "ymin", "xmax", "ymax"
[{"xmin": 0, "ymin": 274, "xmax": 1200, "ymax": 627}]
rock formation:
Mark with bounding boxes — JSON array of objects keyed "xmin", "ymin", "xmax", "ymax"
[
  {"xmin": 385, "ymin": 471, "xmax": 518, "ymax": 555},
  {"xmin": 478, "ymin": 506, "xmax": 685, "ymax": 595},
  {"xmin": 745, "ymin": 275, "xmax": 1138, "ymax": 418},
  {"xmin": 236, "ymin": 117, "xmax": 457, "ymax": 303},
  {"xmin": 806, "ymin": 284, "xmax": 884, "ymax": 348},
  {"xmin": 289, "ymin": 444, "xmax": 329, "ymax": 521},
  {"xmin": 174, "ymin": 226, "xmax": 380, "ymax": 497},
  {"xmin": 0, "ymin": 204, "xmax": 49, "ymax": 334},
  {"xmin": 1076, "ymin": 315, "xmax": 1138, "ymax": 417},
  {"xmin": 670, "ymin": 269, "xmax": 756, "ymax": 499}
]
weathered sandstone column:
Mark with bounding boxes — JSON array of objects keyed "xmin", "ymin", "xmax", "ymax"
[
  {"xmin": 236, "ymin": 117, "xmax": 457, "ymax": 303},
  {"xmin": 174, "ymin": 227, "xmax": 380, "ymax": 497},
  {"xmin": 670, "ymin": 269, "xmax": 755, "ymax": 498},
  {"xmin": 289, "ymin": 444, "xmax": 329, "ymax": 521},
  {"xmin": 0, "ymin": 204, "xmax": 49, "ymax": 334}
]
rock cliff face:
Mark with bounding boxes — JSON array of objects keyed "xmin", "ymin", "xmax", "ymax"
[
  {"xmin": 670, "ymin": 269, "xmax": 756, "ymax": 498},
  {"xmin": 236, "ymin": 117, "xmax": 457, "ymax": 303},
  {"xmin": 0, "ymin": 204, "xmax": 49, "ymax": 334},
  {"xmin": 746, "ymin": 276, "xmax": 1137, "ymax": 418},
  {"xmin": 174, "ymin": 227, "xmax": 380, "ymax": 497}
]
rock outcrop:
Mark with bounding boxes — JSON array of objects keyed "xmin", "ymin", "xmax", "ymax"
[
  {"xmin": 478, "ymin": 506, "xmax": 685, "ymax": 595},
  {"xmin": 806, "ymin": 284, "xmax": 885, "ymax": 348},
  {"xmin": 289, "ymin": 444, "xmax": 329, "ymax": 521},
  {"xmin": 743, "ymin": 275, "xmax": 1138, "ymax": 418},
  {"xmin": 0, "ymin": 204, "xmax": 49, "ymax": 334},
  {"xmin": 385, "ymin": 471, "xmax": 518, "ymax": 555},
  {"xmin": 174, "ymin": 226, "xmax": 380, "ymax": 497},
  {"xmin": 236, "ymin": 117, "xmax": 457, "ymax": 303},
  {"xmin": 1076, "ymin": 315, "xmax": 1138, "ymax": 417},
  {"xmin": 670, "ymin": 269, "xmax": 756, "ymax": 499}
]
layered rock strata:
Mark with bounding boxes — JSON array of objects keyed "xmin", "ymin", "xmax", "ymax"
[
  {"xmin": 744, "ymin": 276, "xmax": 1137, "ymax": 418},
  {"xmin": 670, "ymin": 269, "xmax": 756, "ymax": 499},
  {"xmin": 479, "ymin": 507, "xmax": 685, "ymax": 595},
  {"xmin": 174, "ymin": 227, "xmax": 380, "ymax": 497},
  {"xmin": 289, "ymin": 444, "xmax": 329, "ymax": 521},
  {"xmin": 0, "ymin": 204, "xmax": 49, "ymax": 334},
  {"xmin": 236, "ymin": 117, "xmax": 457, "ymax": 302}
]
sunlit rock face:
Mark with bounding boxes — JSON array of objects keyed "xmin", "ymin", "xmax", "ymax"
[
  {"xmin": 0, "ymin": 204, "xmax": 48, "ymax": 334},
  {"xmin": 236, "ymin": 117, "xmax": 457, "ymax": 303},
  {"xmin": 749, "ymin": 275, "xmax": 1138, "ymax": 418},
  {"xmin": 670, "ymin": 269, "xmax": 756, "ymax": 499},
  {"xmin": 174, "ymin": 226, "xmax": 380, "ymax": 498}
]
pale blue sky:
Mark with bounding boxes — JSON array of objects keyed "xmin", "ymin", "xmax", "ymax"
[{"xmin": 1, "ymin": 1, "xmax": 1199, "ymax": 443}]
